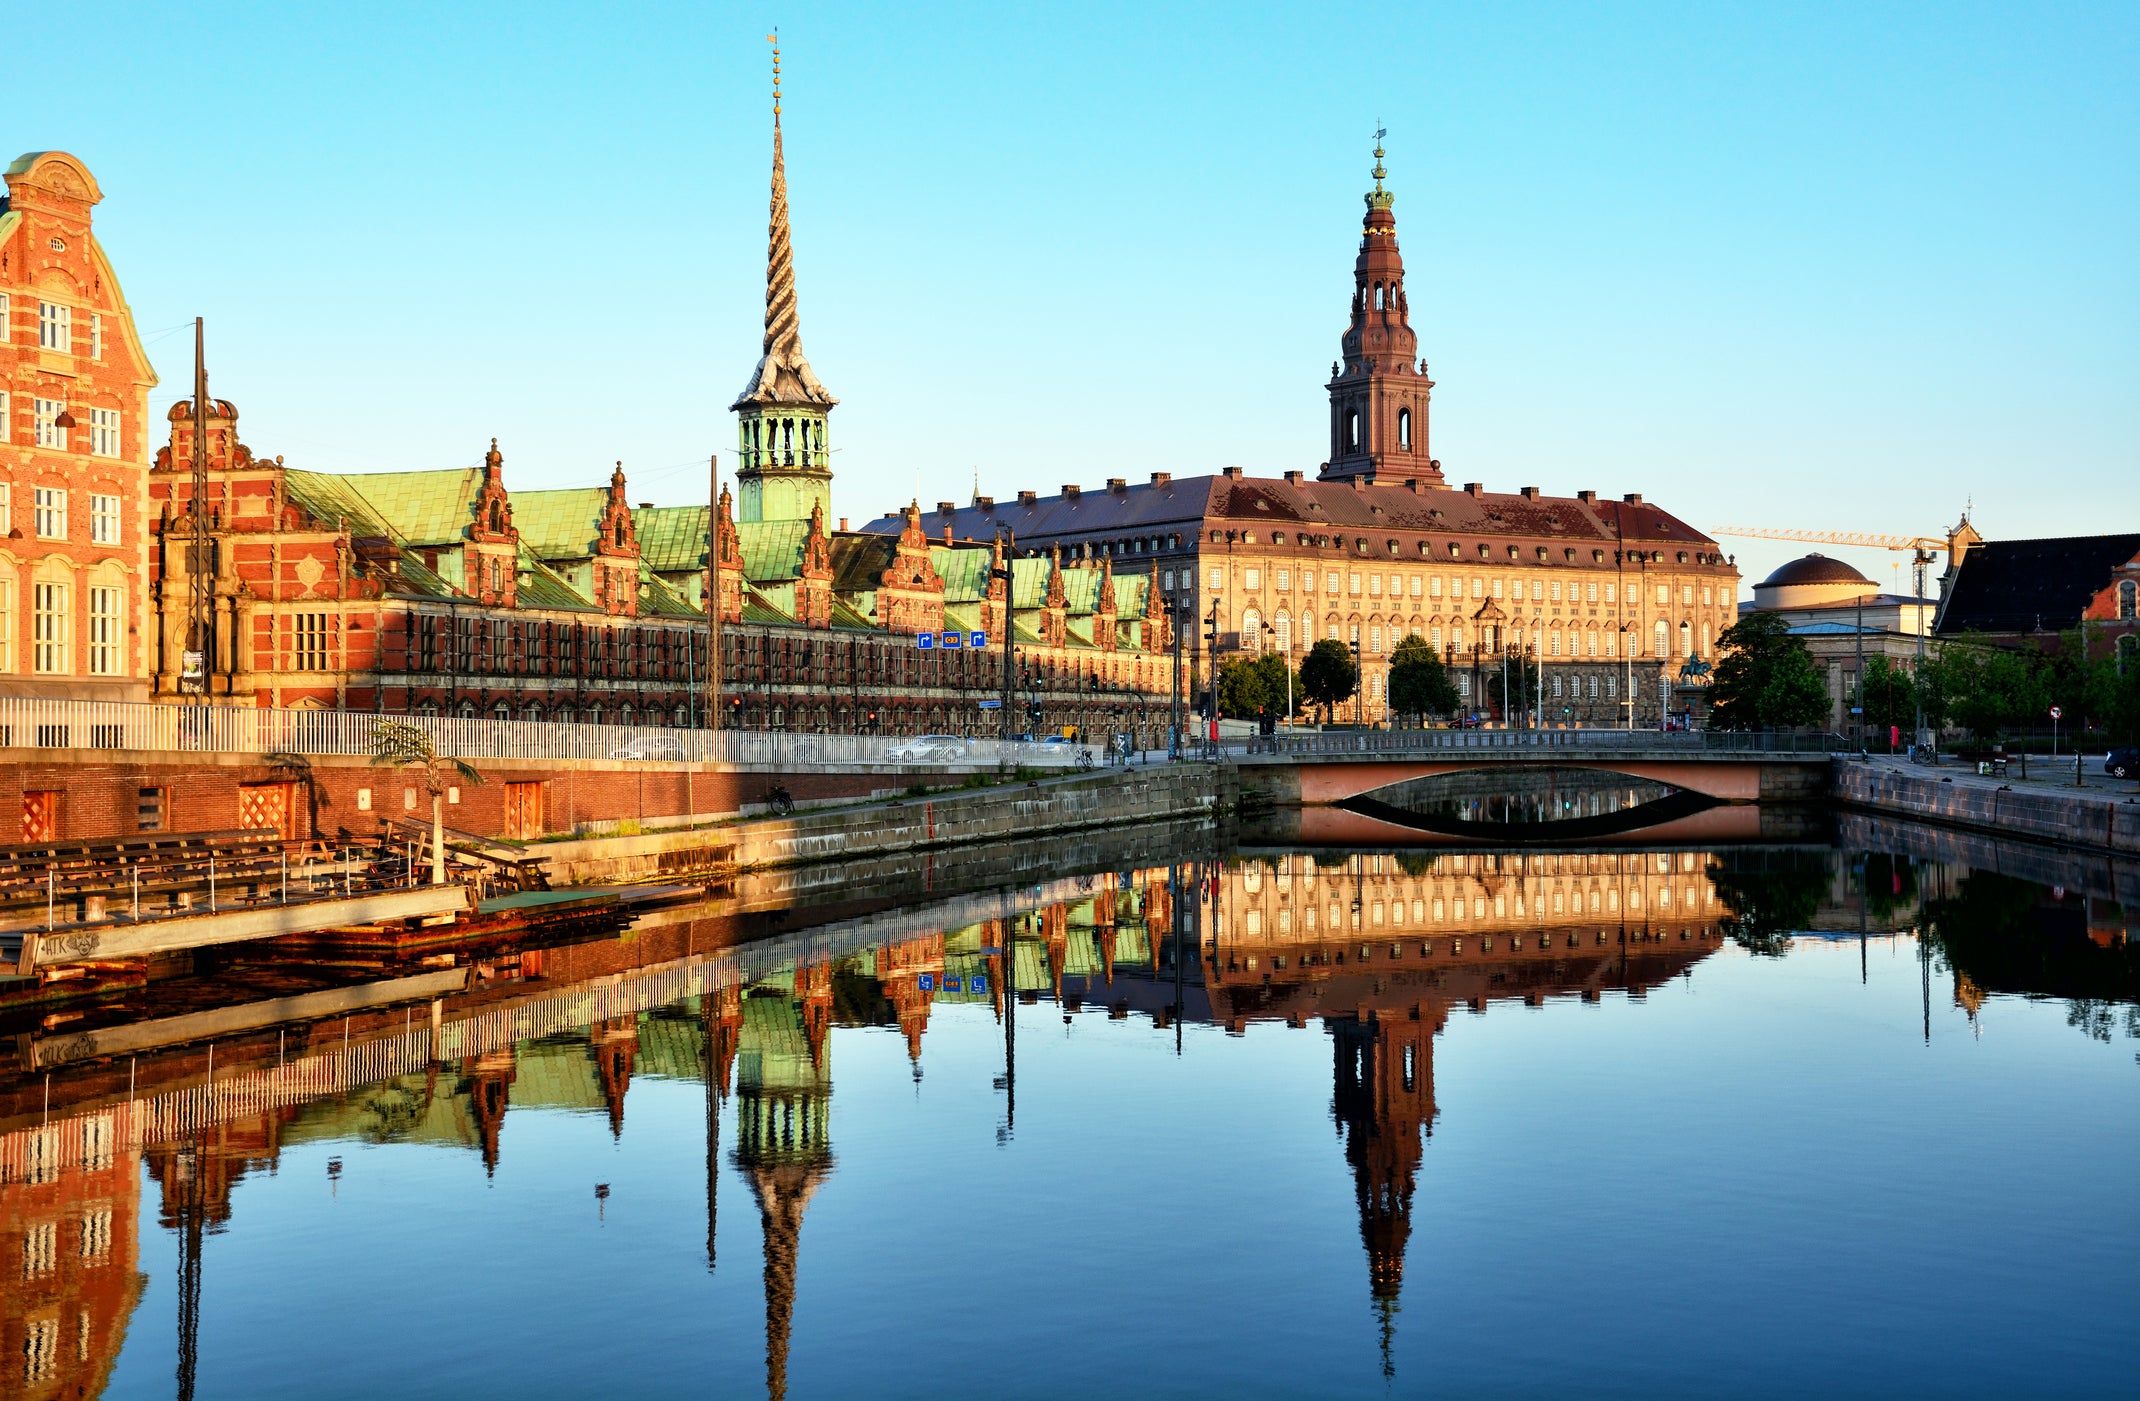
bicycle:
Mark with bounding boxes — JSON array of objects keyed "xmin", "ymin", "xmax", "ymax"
[
  {"xmin": 1074, "ymin": 747, "xmax": 1095, "ymax": 771},
  {"xmin": 766, "ymin": 784, "xmax": 795, "ymax": 816}
]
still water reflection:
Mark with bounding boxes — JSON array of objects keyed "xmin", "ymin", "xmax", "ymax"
[{"xmin": 1, "ymin": 831, "xmax": 2134, "ymax": 1400}]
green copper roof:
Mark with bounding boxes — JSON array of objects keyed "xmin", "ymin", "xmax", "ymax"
[
  {"xmin": 513, "ymin": 488, "xmax": 609, "ymax": 559},
  {"xmin": 831, "ymin": 535, "xmax": 895, "ymax": 594},
  {"xmin": 1011, "ymin": 557, "xmax": 1052, "ymax": 610},
  {"xmin": 1061, "ymin": 565, "xmax": 1102, "ymax": 615},
  {"xmin": 337, "ymin": 469, "xmax": 484, "ymax": 545},
  {"xmin": 633, "ymin": 504, "xmax": 710, "ymax": 574},
  {"xmin": 738, "ymin": 520, "xmax": 808, "ymax": 582},
  {"xmin": 283, "ymin": 469, "xmax": 398, "ymax": 538},
  {"xmin": 931, "ymin": 546, "xmax": 990, "ymax": 603},
  {"xmin": 1115, "ymin": 573, "xmax": 1151, "ymax": 616},
  {"xmin": 829, "ymin": 597, "xmax": 876, "ymax": 631},
  {"xmin": 637, "ymin": 561, "xmax": 702, "ymax": 619}
]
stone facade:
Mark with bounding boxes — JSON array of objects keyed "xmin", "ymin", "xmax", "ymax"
[{"xmin": 0, "ymin": 151, "xmax": 160, "ymax": 702}]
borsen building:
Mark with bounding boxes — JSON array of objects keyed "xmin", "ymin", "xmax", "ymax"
[{"xmin": 875, "ymin": 143, "xmax": 1740, "ymax": 726}]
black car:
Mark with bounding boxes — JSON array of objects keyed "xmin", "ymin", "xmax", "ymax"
[{"xmin": 2107, "ymin": 747, "xmax": 2137, "ymax": 780}]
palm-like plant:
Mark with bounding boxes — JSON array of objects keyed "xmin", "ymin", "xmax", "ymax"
[{"xmin": 369, "ymin": 719, "xmax": 482, "ymax": 886}]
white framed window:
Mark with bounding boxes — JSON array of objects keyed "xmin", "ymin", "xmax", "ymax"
[
  {"xmin": 90, "ymin": 407, "xmax": 120, "ymax": 458},
  {"xmin": 90, "ymin": 493, "xmax": 120, "ymax": 544},
  {"xmin": 1471, "ymin": 577, "xmax": 1483, "ymax": 599},
  {"xmin": 1275, "ymin": 612, "xmax": 1291, "ymax": 652},
  {"xmin": 1409, "ymin": 575, "xmax": 1421, "ymax": 597},
  {"xmin": 1348, "ymin": 572, "xmax": 1362, "ymax": 595},
  {"xmin": 1429, "ymin": 576, "xmax": 1442, "ymax": 598},
  {"xmin": 34, "ymin": 487, "xmax": 67, "ymax": 539},
  {"xmin": 1552, "ymin": 675, "xmax": 1564, "ymax": 698},
  {"xmin": 1162, "ymin": 569, "xmax": 1175, "ymax": 590},
  {"xmin": 1369, "ymin": 574, "xmax": 1381, "ymax": 596},
  {"xmin": 1275, "ymin": 569, "xmax": 1290, "ymax": 591},
  {"xmin": 1656, "ymin": 583, "xmax": 1669, "ymax": 605},
  {"xmin": 1587, "ymin": 581, "xmax": 1598, "ymax": 603},
  {"xmin": 0, "ymin": 575, "xmax": 14, "ymax": 672},
  {"xmin": 0, "ymin": 390, "xmax": 9, "ymax": 443},
  {"xmin": 34, "ymin": 398, "xmax": 66, "ymax": 449},
  {"xmin": 1244, "ymin": 567, "xmax": 1261, "ymax": 590},
  {"xmin": 33, "ymin": 580, "xmax": 70, "ymax": 673},
  {"xmin": 1491, "ymin": 578, "xmax": 1503, "ymax": 599},
  {"xmin": 39, "ymin": 301, "xmax": 71, "ymax": 352},
  {"xmin": 1605, "ymin": 583, "xmax": 1617, "ymax": 604},
  {"xmin": 0, "ymin": 291, "xmax": 9, "ymax": 343},
  {"xmin": 1207, "ymin": 567, "xmax": 1222, "ymax": 590},
  {"xmin": 90, "ymin": 312, "xmax": 104, "ymax": 360},
  {"xmin": 1429, "ymin": 626, "xmax": 1442, "ymax": 649},
  {"xmin": 1681, "ymin": 584, "xmax": 1693, "ymax": 605},
  {"xmin": 0, "ymin": 482, "xmax": 10, "ymax": 533},
  {"xmin": 88, "ymin": 585, "xmax": 121, "ymax": 675}
]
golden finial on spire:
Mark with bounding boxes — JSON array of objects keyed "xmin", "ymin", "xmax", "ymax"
[
  {"xmin": 1366, "ymin": 124, "xmax": 1395, "ymax": 212},
  {"xmin": 769, "ymin": 30, "xmax": 781, "ymax": 118}
]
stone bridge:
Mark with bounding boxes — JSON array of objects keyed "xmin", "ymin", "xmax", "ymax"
[{"xmin": 1234, "ymin": 731, "xmax": 1837, "ymax": 841}]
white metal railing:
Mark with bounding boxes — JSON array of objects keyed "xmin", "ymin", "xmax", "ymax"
[
  {"xmin": 0, "ymin": 696, "xmax": 1088, "ymax": 769},
  {"xmin": 1259, "ymin": 727, "xmax": 1845, "ymax": 757}
]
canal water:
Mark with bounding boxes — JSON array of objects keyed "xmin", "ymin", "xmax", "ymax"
[{"xmin": 3, "ymin": 824, "xmax": 2133, "ymax": 1400}]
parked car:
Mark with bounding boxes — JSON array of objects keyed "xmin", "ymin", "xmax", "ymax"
[
  {"xmin": 610, "ymin": 734, "xmax": 688, "ymax": 761},
  {"xmin": 886, "ymin": 734, "xmax": 971, "ymax": 762},
  {"xmin": 2107, "ymin": 747, "xmax": 2137, "ymax": 780}
]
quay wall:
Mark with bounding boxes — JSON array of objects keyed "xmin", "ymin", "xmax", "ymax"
[
  {"xmin": 1834, "ymin": 761, "xmax": 2140, "ymax": 856},
  {"xmin": 0, "ymin": 748, "xmax": 1040, "ymax": 846},
  {"xmin": 532, "ymin": 766, "xmax": 1228, "ymax": 886}
]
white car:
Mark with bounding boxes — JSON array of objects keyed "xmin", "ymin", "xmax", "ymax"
[
  {"xmin": 610, "ymin": 734, "xmax": 688, "ymax": 761},
  {"xmin": 887, "ymin": 734, "xmax": 971, "ymax": 762}
]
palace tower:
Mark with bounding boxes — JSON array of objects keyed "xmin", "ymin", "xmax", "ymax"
[{"xmin": 1322, "ymin": 138, "xmax": 1437, "ymax": 484}]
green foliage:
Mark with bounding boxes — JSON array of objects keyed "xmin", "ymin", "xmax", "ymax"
[
  {"xmin": 1709, "ymin": 849, "xmax": 1830, "ymax": 956},
  {"xmin": 1708, "ymin": 613, "xmax": 1829, "ymax": 730},
  {"xmin": 1849, "ymin": 656, "xmax": 1919, "ymax": 741},
  {"xmin": 1918, "ymin": 641, "xmax": 2045, "ymax": 743},
  {"xmin": 1299, "ymin": 639, "xmax": 1359, "ymax": 719},
  {"xmin": 1216, "ymin": 653, "xmax": 1297, "ymax": 719},
  {"xmin": 368, "ymin": 719, "xmax": 483, "ymax": 791},
  {"xmin": 1387, "ymin": 633, "xmax": 1460, "ymax": 722}
]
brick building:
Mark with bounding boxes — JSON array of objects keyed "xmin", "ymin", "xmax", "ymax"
[
  {"xmin": 871, "ymin": 141, "xmax": 1740, "ymax": 725},
  {"xmin": 130, "ymin": 89, "xmax": 1177, "ymax": 740},
  {"xmin": 1935, "ymin": 521, "xmax": 2140, "ymax": 661},
  {"xmin": 0, "ymin": 151, "xmax": 160, "ymax": 702}
]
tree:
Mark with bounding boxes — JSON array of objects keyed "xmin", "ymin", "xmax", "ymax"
[
  {"xmin": 1708, "ymin": 612, "xmax": 1829, "ymax": 730},
  {"xmin": 1849, "ymin": 656, "xmax": 1918, "ymax": 748},
  {"xmin": 1919, "ymin": 641, "xmax": 2044, "ymax": 744},
  {"xmin": 1299, "ymin": 639, "xmax": 1359, "ymax": 722},
  {"xmin": 1387, "ymin": 633, "xmax": 1459, "ymax": 723},
  {"xmin": 1217, "ymin": 653, "xmax": 1295, "ymax": 720},
  {"xmin": 1486, "ymin": 650, "xmax": 1543, "ymax": 723},
  {"xmin": 370, "ymin": 719, "xmax": 483, "ymax": 886}
]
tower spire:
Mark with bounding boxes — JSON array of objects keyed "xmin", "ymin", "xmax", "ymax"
[
  {"xmin": 1322, "ymin": 131, "xmax": 1438, "ymax": 484},
  {"xmin": 732, "ymin": 33, "xmax": 838, "ymax": 524}
]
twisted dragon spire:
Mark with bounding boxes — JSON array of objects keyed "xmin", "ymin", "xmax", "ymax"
[{"xmin": 733, "ymin": 33, "xmax": 836, "ymax": 410}]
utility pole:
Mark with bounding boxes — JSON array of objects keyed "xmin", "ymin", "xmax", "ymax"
[
  {"xmin": 1204, "ymin": 602, "xmax": 1221, "ymax": 755},
  {"xmin": 1854, "ymin": 591, "xmax": 1865, "ymax": 752},
  {"xmin": 186, "ymin": 319, "xmax": 213, "ymax": 697},
  {"xmin": 1170, "ymin": 603, "xmax": 1185, "ymax": 758},
  {"xmin": 705, "ymin": 454, "xmax": 722, "ymax": 741}
]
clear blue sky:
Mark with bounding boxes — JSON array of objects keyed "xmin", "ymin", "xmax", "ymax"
[{"xmin": 47, "ymin": 1, "xmax": 2137, "ymax": 594}]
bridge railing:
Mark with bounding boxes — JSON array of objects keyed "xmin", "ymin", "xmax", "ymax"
[
  {"xmin": 1260, "ymin": 727, "xmax": 1843, "ymax": 757},
  {"xmin": 0, "ymin": 696, "xmax": 1088, "ymax": 770}
]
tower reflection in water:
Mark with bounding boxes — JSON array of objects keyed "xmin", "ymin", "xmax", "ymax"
[{"xmin": 0, "ymin": 840, "xmax": 2126, "ymax": 1398}]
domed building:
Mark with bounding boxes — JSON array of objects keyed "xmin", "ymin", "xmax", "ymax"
[
  {"xmin": 1752, "ymin": 554, "xmax": 1878, "ymax": 611},
  {"xmin": 1740, "ymin": 551, "xmax": 1936, "ymax": 743}
]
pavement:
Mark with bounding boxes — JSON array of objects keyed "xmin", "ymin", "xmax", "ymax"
[{"xmin": 1851, "ymin": 751, "xmax": 2140, "ymax": 804}]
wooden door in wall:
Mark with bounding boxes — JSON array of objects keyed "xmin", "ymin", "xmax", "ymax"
[
  {"xmin": 21, "ymin": 791, "xmax": 59, "ymax": 843},
  {"xmin": 503, "ymin": 782, "xmax": 544, "ymax": 840},
  {"xmin": 238, "ymin": 782, "xmax": 299, "ymax": 840}
]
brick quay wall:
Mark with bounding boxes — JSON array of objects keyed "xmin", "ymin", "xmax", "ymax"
[{"xmin": 1834, "ymin": 759, "xmax": 2140, "ymax": 856}]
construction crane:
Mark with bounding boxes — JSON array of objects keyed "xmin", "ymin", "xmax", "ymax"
[{"xmin": 1711, "ymin": 526, "xmax": 1947, "ymax": 602}]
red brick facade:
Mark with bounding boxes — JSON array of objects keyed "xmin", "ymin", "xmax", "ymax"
[{"xmin": 0, "ymin": 151, "xmax": 160, "ymax": 702}]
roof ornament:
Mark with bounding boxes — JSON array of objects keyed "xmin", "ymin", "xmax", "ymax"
[{"xmin": 1366, "ymin": 125, "xmax": 1394, "ymax": 213}]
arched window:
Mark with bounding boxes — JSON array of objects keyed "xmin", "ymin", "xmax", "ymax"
[
  {"xmin": 2122, "ymin": 579, "xmax": 2137, "ymax": 620},
  {"xmin": 1347, "ymin": 411, "xmax": 1360, "ymax": 450},
  {"xmin": 1398, "ymin": 408, "xmax": 1411, "ymax": 449},
  {"xmin": 614, "ymin": 518, "xmax": 627, "ymax": 548},
  {"xmin": 1655, "ymin": 619, "xmax": 1670, "ymax": 659},
  {"xmin": 522, "ymin": 704, "xmax": 543, "ymax": 722},
  {"xmin": 458, "ymin": 700, "xmax": 477, "ymax": 719},
  {"xmin": 1678, "ymin": 620, "xmax": 1692, "ymax": 659},
  {"xmin": 1373, "ymin": 283, "xmax": 1385, "ymax": 311},
  {"xmin": 1241, "ymin": 607, "xmax": 1262, "ymax": 651},
  {"xmin": 1275, "ymin": 613, "xmax": 1292, "ymax": 654}
]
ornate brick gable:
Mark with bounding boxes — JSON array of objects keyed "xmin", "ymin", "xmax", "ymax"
[
  {"xmin": 713, "ymin": 485, "xmax": 746, "ymax": 624},
  {"xmin": 983, "ymin": 533, "xmax": 1009, "ymax": 642},
  {"xmin": 466, "ymin": 438, "xmax": 519, "ymax": 608},
  {"xmin": 1042, "ymin": 547, "xmax": 1067, "ymax": 649},
  {"xmin": 1094, "ymin": 555, "xmax": 1118, "ymax": 651},
  {"xmin": 1143, "ymin": 567, "xmax": 1172, "ymax": 651},
  {"xmin": 877, "ymin": 502, "xmax": 945, "ymax": 635},
  {"xmin": 593, "ymin": 462, "xmax": 640, "ymax": 617},
  {"xmin": 795, "ymin": 500, "xmax": 834, "ymax": 628}
]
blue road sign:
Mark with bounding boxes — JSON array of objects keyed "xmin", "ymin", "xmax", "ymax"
[
  {"xmin": 918, "ymin": 973, "xmax": 935, "ymax": 991},
  {"xmin": 978, "ymin": 699, "xmax": 1002, "ymax": 710},
  {"xmin": 970, "ymin": 631, "xmax": 987, "ymax": 648},
  {"xmin": 970, "ymin": 975, "xmax": 988, "ymax": 994},
  {"xmin": 943, "ymin": 977, "xmax": 962, "ymax": 992},
  {"xmin": 917, "ymin": 633, "xmax": 934, "ymax": 650},
  {"xmin": 941, "ymin": 631, "xmax": 963, "ymax": 649}
]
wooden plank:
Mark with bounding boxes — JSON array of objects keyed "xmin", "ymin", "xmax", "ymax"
[
  {"xmin": 20, "ymin": 885, "xmax": 469, "ymax": 968},
  {"xmin": 22, "ymin": 966, "xmax": 471, "ymax": 1069}
]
